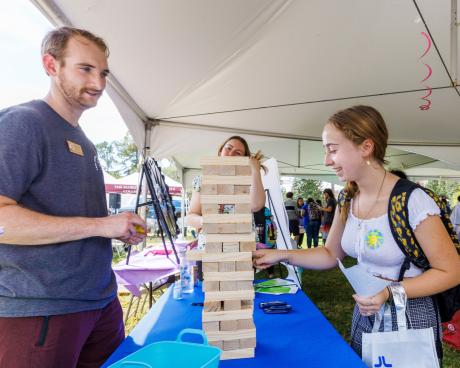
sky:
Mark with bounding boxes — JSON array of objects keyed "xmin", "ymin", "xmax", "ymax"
[{"xmin": 0, "ymin": 0, "xmax": 129, "ymax": 144}]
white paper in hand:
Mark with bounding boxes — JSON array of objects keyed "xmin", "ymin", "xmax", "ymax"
[{"xmin": 337, "ymin": 259, "xmax": 390, "ymax": 297}]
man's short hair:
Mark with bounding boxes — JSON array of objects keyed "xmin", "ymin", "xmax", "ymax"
[
  {"xmin": 286, "ymin": 192, "xmax": 294, "ymax": 199},
  {"xmin": 41, "ymin": 26, "xmax": 109, "ymax": 63}
]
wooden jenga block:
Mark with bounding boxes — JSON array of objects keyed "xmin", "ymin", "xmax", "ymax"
[
  {"xmin": 236, "ymin": 222, "xmax": 252, "ymax": 233},
  {"xmin": 237, "ymin": 319, "xmax": 254, "ymax": 330},
  {"xmin": 202, "ymin": 204, "xmax": 219, "ymax": 214},
  {"xmin": 220, "ymin": 320, "xmax": 238, "ymax": 331},
  {"xmin": 202, "ymin": 321, "xmax": 219, "ymax": 332},
  {"xmin": 240, "ymin": 241, "xmax": 256, "ymax": 252},
  {"xmin": 203, "ymin": 214, "xmax": 251, "ymax": 224},
  {"xmin": 234, "ymin": 203, "xmax": 251, "ymax": 213},
  {"xmin": 200, "ymin": 157, "xmax": 249, "ymax": 166},
  {"xmin": 222, "ymin": 242, "xmax": 239, "ymax": 252},
  {"xmin": 202, "ymin": 166, "xmax": 220, "ymax": 175},
  {"xmin": 217, "ymin": 184, "xmax": 234, "ymax": 194},
  {"xmin": 202, "ymin": 262, "xmax": 219, "ymax": 272},
  {"xmin": 235, "ymin": 166, "xmax": 252, "ymax": 176},
  {"xmin": 221, "ymin": 348, "xmax": 254, "ymax": 360},
  {"xmin": 204, "ymin": 301, "xmax": 222, "ymax": 312},
  {"xmin": 209, "ymin": 340, "xmax": 223, "ymax": 349},
  {"xmin": 239, "ymin": 337, "xmax": 256, "ymax": 349},
  {"xmin": 236, "ymin": 261, "xmax": 253, "ymax": 271},
  {"xmin": 205, "ymin": 242, "xmax": 222, "ymax": 253},
  {"xmin": 201, "ymin": 184, "xmax": 217, "ymax": 194},
  {"xmin": 237, "ymin": 281, "xmax": 253, "ymax": 290},
  {"xmin": 203, "ymin": 281, "xmax": 220, "ymax": 292},
  {"xmin": 186, "ymin": 250, "xmax": 205, "ymax": 261},
  {"xmin": 206, "ymin": 233, "xmax": 255, "ymax": 243},
  {"xmin": 219, "ymin": 165, "xmax": 236, "ymax": 176},
  {"xmin": 202, "ymin": 252, "xmax": 251, "ymax": 263},
  {"xmin": 205, "ymin": 289, "xmax": 254, "ymax": 302},
  {"xmin": 202, "ymin": 175, "xmax": 252, "ymax": 185},
  {"xmin": 220, "ymin": 281, "xmax": 238, "ymax": 291},
  {"xmin": 234, "ymin": 185, "xmax": 250, "ymax": 194},
  {"xmin": 203, "ymin": 271, "xmax": 253, "ymax": 282},
  {"xmin": 219, "ymin": 261, "xmax": 235, "ymax": 272},
  {"xmin": 202, "ymin": 223, "xmax": 237, "ymax": 233},
  {"xmin": 202, "ymin": 306, "xmax": 253, "ymax": 322},
  {"xmin": 224, "ymin": 300, "xmax": 241, "ymax": 311},
  {"xmin": 241, "ymin": 300, "xmax": 253, "ymax": 309},
  {"xmin": 201, "ymin": 194, "xmax": 250, "ymax": 204},
  {"xmin": 206, "ymin": 326, "xmax": 256, "ymax": 341},
  {"xmin": 223, "ymin": 339, "xmax": 240, "ymax": 350}
]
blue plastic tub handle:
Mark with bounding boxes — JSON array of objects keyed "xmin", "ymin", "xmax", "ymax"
[
  {"xmin": 119, "ymin": 362, "xmax": 152, "ymax": 368},
  {"xmin": 176, "ymin": 328, "xmax": 209, "ymax": 345}
]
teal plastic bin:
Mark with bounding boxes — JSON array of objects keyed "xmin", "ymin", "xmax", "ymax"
[{"xmin": 108, "ymin": 329, "xmax": 221, "ymax": 368}]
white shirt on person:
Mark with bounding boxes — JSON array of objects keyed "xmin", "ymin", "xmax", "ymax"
[{"xmin": 341, "ymin": 188, "xmax": 440, "ymax": 281}]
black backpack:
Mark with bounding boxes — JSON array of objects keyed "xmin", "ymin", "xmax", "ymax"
[{"xmin": 338, "ymin": 178, "xmax": 460, "ymax": 322}]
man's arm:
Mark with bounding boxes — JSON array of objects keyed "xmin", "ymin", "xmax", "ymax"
[{"xmin": 0, "ymin": 195, "xmax": 146, "ymax": 245}]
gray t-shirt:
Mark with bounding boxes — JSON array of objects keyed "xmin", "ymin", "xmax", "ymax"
[
  {"xmin": 0, "ymin": 100, "xmax": 116, "ymax": 317},
  {"xmin": 323, "ymin": 197, "xmax": 337, "ymax": 225},
  {"xmin": 284, "ymin": 198, "xmax": 298, "ymax": 221}
]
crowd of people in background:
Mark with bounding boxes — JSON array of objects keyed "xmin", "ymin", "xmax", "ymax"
[{"xmin": 285, "ymin": 189, "xmax": 338, "ymax": 248}]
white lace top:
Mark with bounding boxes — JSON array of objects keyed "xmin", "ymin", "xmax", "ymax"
[{"xmin": 341, "ymin": 188, "xmax": 440, "ymax": 280}]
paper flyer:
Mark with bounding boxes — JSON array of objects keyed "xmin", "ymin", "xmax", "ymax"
[
  {"xmin": 337, "ymin": 259, "xmax": 390, "ymax": 297},
  {"xmin": 254, "ymin": 278, "xmax": 299, "ymax": 295}
]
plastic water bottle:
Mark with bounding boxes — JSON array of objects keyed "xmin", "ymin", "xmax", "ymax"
[
  {"xmin": 173, "ymin": 280, "xmax": 183, "ymax": 300},
  {"xmin": 179, "ymin": 251, "xmax": 194, "ymax": 294}
]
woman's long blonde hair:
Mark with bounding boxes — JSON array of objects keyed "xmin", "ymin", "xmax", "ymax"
[{"xmin": 327, "ymin": 106, "xmax": 388, "ymax": 223}]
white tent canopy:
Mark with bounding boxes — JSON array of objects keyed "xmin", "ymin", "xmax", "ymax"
[{"xmin": 32, "ymin": 0, "xmax": 460, "ymax": 185}]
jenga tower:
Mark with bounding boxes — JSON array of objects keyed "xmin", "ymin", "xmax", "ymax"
[{"xmin": 200, "ymin": 156, "xmax": 256, "ymax": 360}]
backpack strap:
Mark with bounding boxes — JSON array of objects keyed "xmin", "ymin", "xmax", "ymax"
[
  {"xmin": 388, "ymin": 178, "xmax": 460, "ymax": 281},
  {"xmin": 388, "ymin": 179, "xmax": 430, "ymax": 280}
]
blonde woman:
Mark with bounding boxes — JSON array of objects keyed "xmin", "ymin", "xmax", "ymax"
[{"xmin": 253, "ymin": 105, "xmax": 460, "ymax": 361}]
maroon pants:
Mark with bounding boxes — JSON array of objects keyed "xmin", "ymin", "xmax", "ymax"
[{"xmin": 0, "ymin": 298, "xmax": 124, "ymax": 368}]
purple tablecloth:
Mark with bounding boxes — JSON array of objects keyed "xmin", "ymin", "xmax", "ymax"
[{"xmin": 113, "ymin": 245, "xmax": 182, "ymax": 296}]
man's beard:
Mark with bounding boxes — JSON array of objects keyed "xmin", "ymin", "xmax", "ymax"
[{"xmin": 58, "ymin": 74, "xmax": 100, "ymax": 109}]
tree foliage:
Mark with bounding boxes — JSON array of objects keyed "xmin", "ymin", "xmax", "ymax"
[
  {"xmin": 425, "ymin": 179, "xmax": 460, "ymax": 204},
  {"xmin": 292, "ymin": 178, "xmax": 323, "ymax": 201},
  {"xmin": 95, "ymin": 132, "xmax": 139, "ymax": 178}
]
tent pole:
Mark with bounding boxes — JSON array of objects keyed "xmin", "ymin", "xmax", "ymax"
[
  {"xmin": 297, "ymin": 140, "xmax": 301, "ymax": 168},
  {"xmin": 451, "ymin": 0, "xmax": 458, "ymax": 87}
]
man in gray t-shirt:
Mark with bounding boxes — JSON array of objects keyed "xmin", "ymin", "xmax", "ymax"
[
  {"xmin": 0, "ymin": 27, "xmax": 146, "ymax": 367},
  {"xmin": 284, "ymin": 191, "xmax": 300, "ymax": 244}
]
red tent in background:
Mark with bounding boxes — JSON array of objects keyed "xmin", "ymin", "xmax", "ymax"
[{"xmin": 104, "ymin": 172, "xmax": 182, "ymax": 196}]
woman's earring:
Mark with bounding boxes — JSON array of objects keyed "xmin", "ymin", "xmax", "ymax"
[{"xmin": 366, "ymin": 160, "xmax": 371, "ymax": 166}]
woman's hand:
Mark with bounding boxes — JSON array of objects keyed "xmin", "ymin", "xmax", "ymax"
[
  {"xmin": 249, "ymin": 150, "xmax": 264, "ymax": 173},
  {"xmin": 253, "ymin": 249, "xmax": 287, "ymax": 269},
  {"xmin": 352, "ymin": 288, "xmax": 390, "ymax": 316}
]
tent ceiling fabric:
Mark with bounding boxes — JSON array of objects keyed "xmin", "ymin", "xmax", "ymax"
[{"xmin": 34, "ymin": 0, "xmax": 460, "ymax": 180}]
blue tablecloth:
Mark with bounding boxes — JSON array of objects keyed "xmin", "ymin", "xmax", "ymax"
[{"xmin": 104, "ymin": 284, "xmax": 366, "ymax": 367}]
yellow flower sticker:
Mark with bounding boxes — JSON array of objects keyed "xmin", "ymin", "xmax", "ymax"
[{"xmin": 365, "ymin": 229, "xmax": 384, "ymax": 250}]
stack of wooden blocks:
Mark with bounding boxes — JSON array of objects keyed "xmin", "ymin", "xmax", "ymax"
[{"xmin": 200, "ymin": 156, "xmax": 256, "ymax": 360}]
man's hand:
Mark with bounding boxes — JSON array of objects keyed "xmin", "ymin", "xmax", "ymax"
[{"xmin": 98, "ymin": 212, "xmax": 147, "ymax": 245}]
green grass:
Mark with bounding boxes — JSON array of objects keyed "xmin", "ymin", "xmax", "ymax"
[{"xmin": 256, "ymin": 257, "xmax": 460, "ymax": 368}]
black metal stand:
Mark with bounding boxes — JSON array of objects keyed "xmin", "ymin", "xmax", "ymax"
[{"xmin": 126, "ymin": 158, "xmax": 180, "ymax": 265}]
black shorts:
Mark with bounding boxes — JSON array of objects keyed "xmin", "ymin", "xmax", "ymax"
[{"xmin": 289, "ymin": 219, "xmax": 299, "ymax": 236}]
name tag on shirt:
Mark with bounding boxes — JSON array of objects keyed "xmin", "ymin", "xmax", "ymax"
[{"xmin": 67, "ymin": 140, "xmax": 84, "ymax": 156}]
